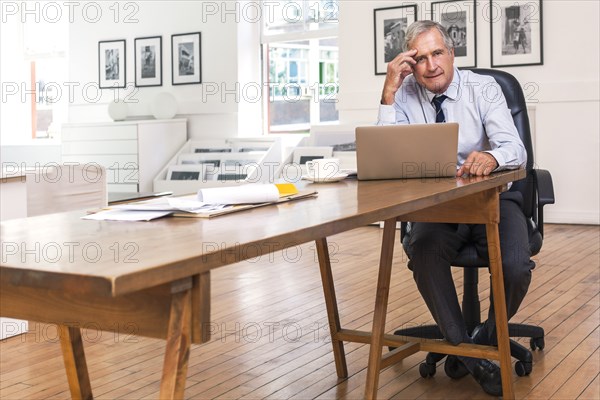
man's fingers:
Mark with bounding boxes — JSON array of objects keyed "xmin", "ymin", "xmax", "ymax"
[
  {"xmin": 390, "ymin": 49, "xmax": 417, "ymax": 68},
  {"xmin": 456, "ymin": 152, "xmax": 496, "ymax": 176},
  {"xmin": 457, "ymin": 152, "xmax": 497, "ymax": 177}
]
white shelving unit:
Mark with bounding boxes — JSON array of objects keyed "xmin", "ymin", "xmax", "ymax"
[{"xmin": 154, "ymin": 137, "xmax": 282, "ymax": 195}]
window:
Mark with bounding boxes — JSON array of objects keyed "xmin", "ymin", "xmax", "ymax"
[
  {"xmin": 24, "ymin": 16, "xmax": 68, "ymax": 140},
  {"xmin": 0, "ymin": 10, "xmax": 68, "ymax": 143},
  {"xmin": 261, "ymin": 1, "xmax": 339, "ymax": 133}
]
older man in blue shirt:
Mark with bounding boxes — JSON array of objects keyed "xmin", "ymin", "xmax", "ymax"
[{"xmin": 377, "ymin": 20, "xmax": 534, "ymax": 397}]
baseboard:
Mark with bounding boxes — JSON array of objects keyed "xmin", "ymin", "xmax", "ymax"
[{"xmin": 546, "ymin": 210, "xmax": 600, "ymax": 225}]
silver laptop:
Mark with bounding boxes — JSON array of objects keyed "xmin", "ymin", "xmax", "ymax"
[{"xmin": 355, "ymin": 123, "xmax": 459, "ymax": 180}]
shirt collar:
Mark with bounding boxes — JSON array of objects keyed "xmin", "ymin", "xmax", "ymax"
[{"xmin": 424, "ymin": 67, "xmax": 460, "ymax": 103}]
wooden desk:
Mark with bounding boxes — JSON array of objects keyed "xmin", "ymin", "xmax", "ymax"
[{"xmin": 0, "ymin": 170, "xmax": 524, "ymax": 399}]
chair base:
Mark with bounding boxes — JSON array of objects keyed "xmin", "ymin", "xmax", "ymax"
[{"xmin": 392, "ymin": 322, "xmax": 544, "ymax": 377}]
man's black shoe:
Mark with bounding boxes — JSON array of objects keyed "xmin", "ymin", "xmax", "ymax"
[
  {"xmin": 444, "ymin": 355, "xmax": 469, "ymax": 379},
  {"xmin": 472, "ymin": 359, "xmax": 503, "ymax": 397},
  {"xmin": 472, "ymin": 323, "xmax": 498, "ymax": 346}
]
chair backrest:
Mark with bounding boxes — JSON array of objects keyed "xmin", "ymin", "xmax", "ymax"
[{"xmin": 469, "ymin": 68, "xmax": 535, "ymax": 221}]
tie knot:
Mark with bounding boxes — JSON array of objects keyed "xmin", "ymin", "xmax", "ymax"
[{"xmin": 432, "ymin": 94, "xmax": 447, "ymax": 108}]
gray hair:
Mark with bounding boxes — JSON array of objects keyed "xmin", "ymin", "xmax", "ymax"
[{"xmin": 403, "ymin": 20, "xmax": 454, "ymax": 52}]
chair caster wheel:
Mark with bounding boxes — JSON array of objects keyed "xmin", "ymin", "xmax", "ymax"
[
  {"xmin": 515, "ymin": 360, "xmax": 532, "ymax": 376},
  {"xmin": 530, "ymin": 337, "xmax": 545, "ymax": 350},
  {"xmin": 419, "ymin": 362, "xmax": 436, "ymax": 378}
]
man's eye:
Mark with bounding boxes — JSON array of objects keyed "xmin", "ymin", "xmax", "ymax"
[{"xmin": 416, "ymin": 58, "xmax": 426, "ymax": 64}]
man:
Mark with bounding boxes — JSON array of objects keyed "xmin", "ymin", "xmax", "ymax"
[{"xmin": 377, "ymin": 20, "xmax": 534, "ymax": 397}]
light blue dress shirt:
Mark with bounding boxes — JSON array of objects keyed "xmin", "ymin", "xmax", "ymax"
[{"xmin": 377, "ymin": 68, "xmax": 527, "ymax": 171}]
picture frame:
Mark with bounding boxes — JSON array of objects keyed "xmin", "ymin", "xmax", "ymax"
[
  {"xmin": 237, "ymin": 147, "xmax": 269, "ymax": 153},
  {"xmin": 230, "ymin": 141, "xmax": 271, "ymax": 153},
  {"xmin": 191, "ymin": 146, "xmax": 232, "ymax": 154},
  {"xmin": 373, "ymin": 5, "xmax": 418, "ymax": 75},
  {"xmin": 490, "ymin": 0, "xmax": 543, "ymax": 67},
  {"xmin": 98, "ymin": 39, "xmax": 126, "ymax": 89},
  {"xmin": 178, "ymin": 154, "xmax": 221, "ymax": 166},
  {"xmin": 213, "ymin": 164, "xmax": 250, "ymax": 182},
  {"xmin": 134, "ymin": 36, "xmax": 162, "ymax": 87},
  {"xmin": 222, "ymin": 159, "xmax": 259, "ymax": 167},
  {"xmin": 171, "ymin": 32, "xmax": 202, "ymax": 85},
  {"xmin": 431, "ymin": 0, "xmax": 477, "ymax": 68},
  {"xmin": 216, "ymin": 173, "xmax": 248, "ymax": 182},
  {"xmin": 167, "ymin": 165, "xmax": 206, "ymax": 181},
  {"xmin": 292, "ymin": 146, "xmax": 333, "ymax": 166}
]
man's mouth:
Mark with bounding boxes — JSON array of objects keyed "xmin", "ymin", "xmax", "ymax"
[{"xmin": 425, "ymin": 72, "xmax": 443, "ymax": 79}]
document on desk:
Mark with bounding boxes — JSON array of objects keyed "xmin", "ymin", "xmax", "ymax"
[
  {"xmin": 83, "ymin": 183, "xmax": 316, "ymax": 220},
  {"xmin": 83, "ymin": 197, "xmax": 230, "ymax": 221}
]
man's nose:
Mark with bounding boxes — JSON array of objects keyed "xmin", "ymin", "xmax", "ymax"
[{"xmin": 426, "ymin": 57, "xmax": 437, "ymax": 71}]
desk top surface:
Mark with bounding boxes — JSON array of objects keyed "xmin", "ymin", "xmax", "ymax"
[{"xmin": 1, "ymin": 170, "xmax": 524, "ymax": 297}]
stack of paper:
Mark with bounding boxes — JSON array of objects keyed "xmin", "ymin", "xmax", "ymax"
[{"xmin": 83, "ymin": 183, "xmax": 312, "ymax": 221}]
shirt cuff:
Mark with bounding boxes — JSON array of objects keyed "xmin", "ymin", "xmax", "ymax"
[
  {"xmin": 377, "ymin": 104, "xmax": 396, "ymax": 125},
  {"xmin": 486, "ymin": 150, "xmax": 506, "ymax": 171}
]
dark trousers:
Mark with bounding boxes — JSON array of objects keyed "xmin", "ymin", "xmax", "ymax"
[{"xmin": 405, "ymin": 191, "xmax": 535, "ymax": 345}]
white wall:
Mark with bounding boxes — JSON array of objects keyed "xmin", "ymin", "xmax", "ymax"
[
  {"xmin": 66, "ymin": 1, "xmax": 262, "ymax": 139},
  {"xmin": 338, "ymin": 1, "xmax": 600, "ymax": 224}
]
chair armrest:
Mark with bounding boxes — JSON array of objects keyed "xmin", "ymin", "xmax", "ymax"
[
  {"xmin": 533, "ymin": 169, "xmax": 555, "ymax": 237},
  {"xmin": 533, "ymin": 169, "xmax": 555, "ymax": 206}
]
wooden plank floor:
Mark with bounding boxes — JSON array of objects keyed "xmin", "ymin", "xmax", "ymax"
[{"xmin": 1, "ymin": 224, "xmax": 598, "ymax": 399}]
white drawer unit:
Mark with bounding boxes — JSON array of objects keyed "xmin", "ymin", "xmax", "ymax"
[{"xmin": 61, "ymin": 119, "xmax": 187, "ymax": 193}]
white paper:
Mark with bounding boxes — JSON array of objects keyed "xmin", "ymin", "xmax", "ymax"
[
  {"xmin": 167, "ymin": 197, "xmax": 229, "ymax": 212},
  {"xmin": 197, "ymin": 184, "xmax": 279, "ymax": 204},
  {"xmin": 82, "ymin": 209, "xmax": 173, "ymax": 221},
  {"xmin": 110, "ymin": 195, "xmax": 229, "ymax": 214}
]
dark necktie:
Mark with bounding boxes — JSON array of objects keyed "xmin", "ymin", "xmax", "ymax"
[{"xmin": 432, "ymin": 94, "xmax": 447, "ymax": 123}]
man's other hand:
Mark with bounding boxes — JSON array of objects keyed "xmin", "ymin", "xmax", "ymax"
[{"xmin": 456, "ymin": 151, "xmax": 499, "ymax": 176}]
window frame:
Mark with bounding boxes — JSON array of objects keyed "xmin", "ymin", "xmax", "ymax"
[{"xmin": 260, "ymin": 0, "xmax": 339, "ymax": 134}]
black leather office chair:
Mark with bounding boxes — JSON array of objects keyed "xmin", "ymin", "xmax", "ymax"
[{"xmin": 393, "ymin": 68, "xmax": 555, "ymax": 378}]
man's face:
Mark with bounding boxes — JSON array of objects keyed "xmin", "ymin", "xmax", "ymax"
[{"xmin": 409, "ymin": 29, "xmax": 455, "ymax": 94}]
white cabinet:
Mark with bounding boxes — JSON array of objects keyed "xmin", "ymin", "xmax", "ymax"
[{"xmin": 62, "ymin": 119, "xmax": 187, "ymax": 193}]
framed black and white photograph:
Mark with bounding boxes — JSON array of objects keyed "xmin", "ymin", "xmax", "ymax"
[
  {"xmin": 167, "ymin": 165, "xmax": 206, "ymax": 181},
  {"xmin": 373, "ymin": 5, "xmax": 418, "ymax": 75},
  {"xmin": 98, "ymin": 40, "xmax": 126, "ymax": 89},
  {"xmin": 432, "ymin": 0, "xmax": 477, "ymax": 68},
  {"xmin": 171, "ymin": 32, "xmax": 202, "ymax": 85},
  {"xmin": 490, "ymin": 0, "xmax": 543, "ymax": 67},
  {"xmin": 134, "ymin": 36, "xmax": 162, "ymax": 87}
]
